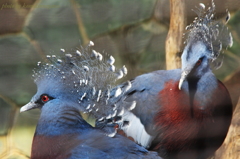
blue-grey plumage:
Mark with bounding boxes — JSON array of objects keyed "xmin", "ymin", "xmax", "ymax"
[
  {"xmin": 20, "ymin": 42, "xmax": 161, "ymax": 159},
  {"xmin": 104, "ymin": 1, "xmax": 233, "ymax": 159}
]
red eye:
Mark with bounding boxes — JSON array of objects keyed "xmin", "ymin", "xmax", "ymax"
[
  {"xmin": 41, "ymin": 95, "xmax": 49, "ymax": 103},
  {"xmin": 196, "ymin": 59, "xmax": 202, "ymax": 65}
]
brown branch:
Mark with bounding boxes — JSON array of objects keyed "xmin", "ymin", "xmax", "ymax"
[
  {"xmin": 165, "ymin": 0, "xmax": 186, "ymax": 70},
  {"xmin": 70, "ymin": 0, "xmax": 90, "ymax": 45}
]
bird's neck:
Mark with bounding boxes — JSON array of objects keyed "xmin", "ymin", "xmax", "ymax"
[
  {"xmin": 187, "ymin": 71, "xmax": 217, "ymax": 94},
  {"xmin": 35, "ymin": 106, "xmax": 92, "ymax": 136},
  {"xmin": 186, "ymin": 68, "xmax": 215, "ymax": 93},
  {"xmin": 32, "ymin": 106, "xmax": 92, "ymax": 158},
  {"xmin": 186, "ymin": 77, "xmax": 200, "ymax": 118}
]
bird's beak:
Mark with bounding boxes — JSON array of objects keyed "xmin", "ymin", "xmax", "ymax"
[
  {"xmin": 178, "ymin": 70, "xmax": 189, "ymax": 90},
  {"xmin": 20, "ymin": 101, "xmax": 37, "ymax": 112}
]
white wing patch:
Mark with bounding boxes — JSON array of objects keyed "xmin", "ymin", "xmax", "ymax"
[{"xmin": 122, "ymin": 111, "xmax": 153, "ymax": 148}]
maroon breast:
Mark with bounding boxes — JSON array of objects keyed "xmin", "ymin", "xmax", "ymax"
[
  {"xmin": 31, "ymin": 134, "xmax": 80, "ymax": 159},
  {"xmin": 151, "ymin": 80, "xmax": 232, "ymax": 158},
  {"xmin": 153, "ymin": 80, "xmax": 203, "ymax": 151}
]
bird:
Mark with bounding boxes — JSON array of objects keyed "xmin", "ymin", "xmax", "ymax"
[
  {"xmin": 20, "ymin": 42, "xmax": 161, "ymax": 159},
  {"xmin": 97, "ymin": 1, "xmax": 233, "ymax": 159}
]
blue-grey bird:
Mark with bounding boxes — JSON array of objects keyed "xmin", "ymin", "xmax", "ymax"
[
  {"xmin": 98, "ymin": 1, "xmax": 233, "ymax": 159},
  {"xmin": 20, "ymin": 42, "xmax": 161, "ymax": 159}
]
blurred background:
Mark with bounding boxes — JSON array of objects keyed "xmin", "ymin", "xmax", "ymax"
[{"xmin": 0, "ymin": 0, "xmax": 239, "ymax": 158}]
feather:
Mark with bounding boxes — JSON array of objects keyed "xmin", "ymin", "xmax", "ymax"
[
  {"xmin": 32, "ymin": 41, "xmax": 133, "ymax": 120},
  {"xmin": 184, "ymin": 0, "xmax": 232, "ymax": 61}
]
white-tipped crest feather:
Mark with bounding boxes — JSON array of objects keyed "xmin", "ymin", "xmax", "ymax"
[
  {"xmin": 32, "ymin": 41, "xmax": 131, "ymax": 120},
  {"xmin": 184, "ymin": 0, "xmax": 233, "ymax": 61}
]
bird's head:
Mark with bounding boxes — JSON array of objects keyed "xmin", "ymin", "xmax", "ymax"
[
  {"xmin": 20, "ymin": 75, "xmax": 78, "ymax": 114},
  {"xmin": 20, "ymin": 41, "xmax": 132, "ymax": 119},
  {"xmin": 179, "ymin": 1, "xmax": 233, "ymax": 90}
]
